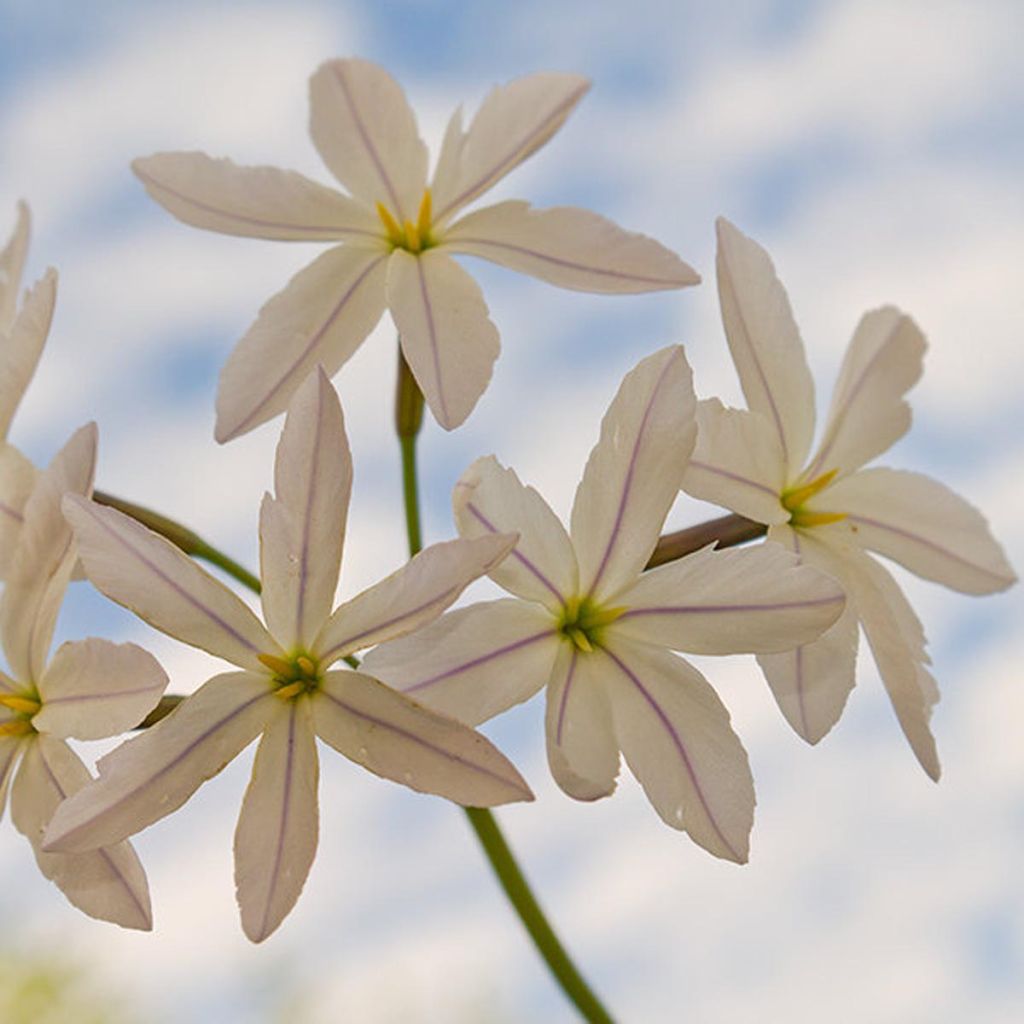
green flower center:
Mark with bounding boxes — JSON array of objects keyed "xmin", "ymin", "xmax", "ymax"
[
  {"xmin": 781, "ymin": 468, "xmax": 847, "ymax": 529},
  {"xmin": 557, "ymin": 596, "xmax": 625, "ymax": 653},
  {"xmin": 376, "ymin": 188, "xmax": 438, "ymax": 254},
  {"xmin": 258, "ymin": 651, "xmax": 322, "ymax": 701}
]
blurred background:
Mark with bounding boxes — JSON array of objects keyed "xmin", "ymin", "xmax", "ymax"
[{"xmin": 1, "ymin": 0, "xmax": 1021, "ymax": 1020}]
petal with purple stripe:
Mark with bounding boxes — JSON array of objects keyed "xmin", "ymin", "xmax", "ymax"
[
  {"xmin": 0, "ymin": 200, "xmax": 30, "ymax": 333},
  {"xmin": 0, "ymin": 268, "xmax": 54, "ymax": 439}
]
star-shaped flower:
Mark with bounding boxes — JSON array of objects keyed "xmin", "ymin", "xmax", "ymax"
[
  {"xmin": 0, "ymin": 422, "xmax": 166, "ymax": 930},
  {"xmin": 681, "ymin": 218, "xmax": 1016, "ymax": 778},
  {"xmin": 363, "ymin": 347, "xmax": 845, "ymax": 861},
  {"xmin": 133, "ymin": 58, "xmax": 699, "ymax": 441},
  {"xmin": 45, "ymin": 369, "xmax": 532, "ymax": 941}
]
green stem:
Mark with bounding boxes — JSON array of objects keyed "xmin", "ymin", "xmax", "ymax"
[{"xmin": 392, "ymin": 345, "xmax": 615, "ymax": 1023}]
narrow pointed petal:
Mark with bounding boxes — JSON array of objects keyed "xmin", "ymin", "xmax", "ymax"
[
  {"xmin": 0, "ymin": 200, "xmax": 30, "ymax": 332},
  {"xmin": 63, "ymin": 495, "xmax": 276, "ymax": 672},
  {"xmin": 615, "ymin": 541, "xmax": 844, "ymax": 654},
  {"xmin": 235, "ymin": 698, "xmax": 319, "ymax": 943},
  {"xmin": 840, "ymin": 547, "xmax": 942, "ymax": 780},
  {"xmin": 309, "ymin": 59, "xmax": 427, "ymax": 222},
  {"xmin": 314, "ymin": 534, "xmax": 515, "ymax": 665},
  {"xmin": 44, "ymin": 672, "xmax": 273, "ymax": 853},
  {"xmin": 429, "ymin": 106, "xmax": 465, "ymax": 213},
  {"xmin": 388, "ymin": 249, "xmax": 499, "ymax": 430},
  {"xmin": 545, "ymin": 645, "xmax": 619, "ymax": 801},
  {"xmin": 2, "ymin": 423, "xmax": 96, "ymax": 682},
  {"xmin": 216, "ymin": 245, "xmax": 388, "ymax": 442},
  {"xmin": 13, "ymin": 737, "xmax": 152, "ymax": 929},
  {"xmin": 805, "ymin": 308, "xmax": 925, "ymax": 480},
  {"xmin": 0, "ymin": 268, "xmax": 55, "ymax": 439},
  {"xmin": 453, "ymin": 455, "xmax": 578, "ymax": 612},
  {"xmin": 824, "ymin": 468, "xmax": 1016, "ymax": 595},
  {"xmin": 313, "ymin": 670, "xmax": 533, "ymax": 806},
  {"xmin": 0, "ymin": 443, "xmax": 36, "ymax": 579},
  {"xmin": 0, "ymin": 735, "xmax": 24, "ymax": 820},
  {"xmin": 432, "ymin": 73, "xmax": 590, "ymax": 224},
  {"xmin": 34, "ymin": 639, "xmax": 167, "ymax": 740},
  {"xmin": 572, "ymin": 346, "xmax": 696, "ymax": 602},
  {"xmin": 361, "ymin": 598, "xmax": 558, "ymax": 726},
  {"xmin": 260, "ymin": 369, "xmax": 351, "ymax": 648},
  {"xmin": 715, "ymin": 218, "xmax": 815, "ymax": 475},
  {"xmin": 604, "ymin": 637, "xmax": 754, "ymax": 863},
  {"xmin": 444, "ymin": 201, "xmax": 698, "ymax": 293},
  {"xmin": 756, "ymin": 524, "xmax": 859, "ymax": 744},
  {"xmin": 682, "ymin": 399, "xmax": 788, "ymax": 524},
  {"xmin": 133, "ymin": 153, "xmax": 381, "ymax": 241}
]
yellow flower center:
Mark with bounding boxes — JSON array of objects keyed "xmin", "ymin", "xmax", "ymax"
[
  {"xmin": 258, "ymin": 651, "xmax": 322, "ymax": 701},
  {"xmin": 557, "ymin": 596, "xmax": 625, "ymax": 653},
  {"xmin": 781, "ymin": 468, "xmax": 847, "ymax": 528},
  {"xmin": 376, "ymin": 188, "xmax": 437, "ymax": 254},
  {"xmin": 0, "ymin": 690, "xmax": 40, "ymax": 736}
]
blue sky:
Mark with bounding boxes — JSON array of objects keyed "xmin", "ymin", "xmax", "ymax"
[{"xmin": 1, "ymin": 1, "xmax": 1022, "ymax": 1021}]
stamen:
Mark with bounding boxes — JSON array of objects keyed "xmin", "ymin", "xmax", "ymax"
[
  {"xmin": 416, "ymin": 188, "xmax": 433, "ymax": 239},
  {"xmin": 782, "ymin": 468, "xmax": 839, "ymax": 512},
  {"xmin": 790, "ymin": 509, "xmax": 848, "ymax": 528},
  {"xmin": 403, "ymin": 219, "xmax": 422, "ymax": 253},
  {"xmin": 0, "ymin": 719, "xmax": 33, "ymax": 737},
  {"xmin": 274, "ymin": 681, "xmax": 305, "ymax": 701},
  {"xmin": 296, "ymin": 655, "xmax": 317, "ymax": 677},
  {"xmin": 568, "ymin": 628, "xmax": 593, "ymax": 653},
  {"xmin": 0, "ymin": 694, "xmax": 40, "ymax": 716},
  {"xmin": 258, "ymin": 653, "xmax": 294, "ymax": 678},
  {"xmin": 375, "ymin": 202, "xmax": 404, "ymax": 247}
]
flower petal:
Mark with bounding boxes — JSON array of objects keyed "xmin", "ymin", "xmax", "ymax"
[
  {"xmin": 260, "ymin": 369, "xmax": 351, "ymax": 649},
  {"xmin": 133, "ymin": 153, "xmax": 381, "ymax": 241},
  {"xmin": 0, "ymin": 268, "xmax": 54, "ymax": 440},
  {"xmin": 0, "ymin": 200, "xmax": 30, "ymax": 332},
  {"xmin": 824, "ymin": 468, "xmax": 1016, "ymax": 595},
  {"xmin": 805, "ymin": 308, "xmax": 925, "ymax": 480},
  {"xmin": 63, "ymin": 495, "xmax": 276, "ymax": 672},
  {"xmin": 431, "ymin": 73, "xmax": 589, "ymax": 224},
  {"xmin": 0, "ymin": 442, "xmax": 36, "ymax": 579},
  {"xmin": 2, "ymin": 423, "xmax": 96, "ymax": 682},
  {"xmin": 443, "ymin": 201, "xmax": 699, "ymax": 292},
  {"xmin": 313, "ymin": 670, "xmax": 533, "ymax": 806},
  {"xmin": 361, "ymin": 598, "xmax": 558, "ymax": 726},
  {"xmin": 429, "ymin": 106, "xmax": 466, "ymax": 213},
  {"xmin": 13, "ymin": 736, "xmax": 152, "ymax": 929},
  {"xmin": 604, "ymin": 636, "xmax": 754, "ymax": 863},
  {"xmin": 453, "ymin": 455, "xmax": 578, "ymax": 612},
  {"xmin": 682, "ymin": 399, "xmax": 788, "ymax": 524},
  {"xmin": 755, "ymin": 525, "xmax": 859, "ymax": 744},
  {"xmin": 545, "ymin": 645, "xmax": 619, "ymax": 801},
  {"xmin": 715, "ymin": 217, "xmax": 815, "ymax": 475},
  {"xmin": 216, "ymin": 245, "xmax": 388, "ymax": 442},
  {"xmin": 309, "ymin": 59, "xmax": 427, "ymax": 222},
  {"xmin": 44, "ymin": 671, "xmax": 273, "ymax": 853},
  {"xmin": 235, "ymin": 697, "xmax": 319, "ymax": 943},
  {"xmin": 572, "ymin": 346, "xmax": 696, "ymax": 602},
  {"xmin": 0, "ymin": 735, "xmax": 24, "ymax": 821},
  {"xmin": 388, "ymin": 249, "xmax": 499, "ymax": 430},
  {"xmin": 34, "ymin": 638, "xmax": 168, "ymax": 740},
  {"xmin": 839, "ymin": 547, "xmax": 942, "ymax": 780},
  {"xmin": 614, "ymin": 541, "xmax": 844, "ymax": 654},
  {"xmin": 314, "ymin": 534, "xmax": 515, "ymax": 665}
]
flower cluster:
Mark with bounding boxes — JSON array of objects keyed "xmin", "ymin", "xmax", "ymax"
[{"xmin": 0, "ymin": 56, "xmax": 1013, "ymax": 957}]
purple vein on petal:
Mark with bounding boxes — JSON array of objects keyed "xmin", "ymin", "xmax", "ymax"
[
  {"xmin": 785, "ymin": 530, "xmax": 810, "ymax": 738},
  {"xmin": 413, "ymin": 258, "xmax": 449, "ymax": 425},
  {"xmin": 0, "ymin": 501, "xmax": 23, "ymax": 524},
  {"xmin": 604, "ymin": 647, "xmax": 741, "ymax": 861},
  {"xmin": 330, "ymin": 64, "xmax": 407, "ymax": 221},
  {"xmin": 86, "ymin": 509, "xmax": 262, "ymax": 656},
  {"xmin": 555, "ymin": 648, "xmax": 578, "ymax": 745},
  {"xmin": 451, "ymin": 236, "xmax": 686, "ymax": 288},
  {"xmin": 294, "ymin": 381, "xmax": 325, "ymax": 643},
  {"xmin": 618, "ymin": 594, "xmax": 842, "ymax": 619},
  {"xmin": 687, "ymin": 459, "xmax": 779, "ymax": 498},
  {"xmin": 134, "ymin": 165, "xmax": 377, "ymax": 239},
  {"xmin": 38, "ymin": 740, "xmax": 151, "ymax": 929},
  {"xmin": 317, "ymin": 687, "xmax": 519, "ymax": 791},
  {"xmin": 229, "ymin": 254, "xmax": 386, "ymax": 439},
  {"xmin": 403, "ymin": 629, "xmax": 554, "ymax": 694},
  {"xmin": 587, "ymin": 349, "xmax": 681, "ymax": 598},
  {"xmin": 464, "ymin": 499, "xmax": 565, "ymax": 603},
  {"xmin": 43, "ymin": 682, "xmax": 164, "ymax": 706},
  {"xmin": 317, "ymin": 583, "xmax": 463, "ymax": 663},
  {"xmin": 435, "ymin": 84, "xmax": 588, "ymax": 222}
]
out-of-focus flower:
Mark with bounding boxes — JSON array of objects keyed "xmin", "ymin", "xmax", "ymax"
[
  {"xmin": 134, "ymin": 58, "xmax": 699, "ymax": 440},
  {"xmin": 0, "ymin": 423, "xmax": 165, "ymax": 930},
  {"xmin": 364, "ymin": 347, "xmax": 845, "ymax": 862},
  {"xmin": 46, "ymin": 370, "xmax": 531, "ymax": 942},
  {"xmin": 682, "ymin": 218, "xmax": 1016, "ymax": 778}
]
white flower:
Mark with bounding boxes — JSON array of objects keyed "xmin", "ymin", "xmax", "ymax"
[
  {"xmin": 363, "ymin": 347, "xmax": 845, "ymax": 862},
  {"xmin": 133, "ymin": 58, "xmax": 699, "ymax": 441},
  {"xmin": 0, "ymin": 422, "xmax": 166, "ymax": 930},
  {"xmin": 45, "ymin": 369, "xmax": 532, "ymax": 942},
  {"xmin": 682, "ymin": 218, "xmax": 1016, "ymax": 778}
]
